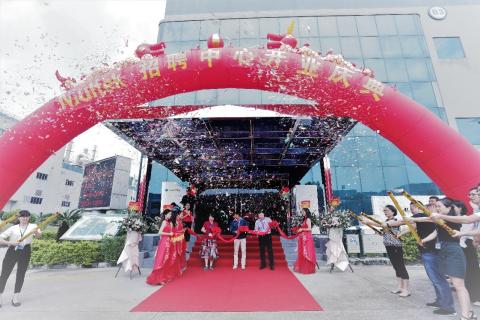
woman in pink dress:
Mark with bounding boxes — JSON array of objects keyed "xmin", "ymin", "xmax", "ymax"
[
  {"xmin": 294, "ymin": 208, "xmax": 317, "ymax": 274},
  {"xmin": 146, "ymin": 209, "xmax": 182, "ymax": 285}
]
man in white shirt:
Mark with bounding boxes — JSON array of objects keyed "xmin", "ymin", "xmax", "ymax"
[{"xmin": 254, "ymin": 212, "xmax": 274, "ymax": 270}]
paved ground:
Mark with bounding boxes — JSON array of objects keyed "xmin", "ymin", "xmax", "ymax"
[{"xmin": 0, "ymin": 248, "xmax": 475, "ymax": 320}]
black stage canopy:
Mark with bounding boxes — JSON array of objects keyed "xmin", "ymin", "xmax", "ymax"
[{"xmin": 107, "ymin": 110, "xmax": 355, "ymax": 189}]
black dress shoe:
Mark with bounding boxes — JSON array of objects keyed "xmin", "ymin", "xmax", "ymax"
[
  {"xmin": 433, "ymin": 308, "xmax": 456, "ymax": 315},
  {"xmin": 259, "ymin": 265, "xmax": 266, "ymax": 270},
  {"xmin": 12, "ymin": 299, "xmax": 21, "ymax": 307},
  {"xmin": 426, "ymin": 301, "xmax": 440, "ymax": 308}
]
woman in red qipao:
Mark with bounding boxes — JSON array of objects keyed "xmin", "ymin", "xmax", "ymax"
[
  {"xmin": 175, "ymin": 212, "xmax": 187, "ymax": 271},
  {"xmin": 294, "ymin": 208, "xmax": 317, "ymax": 274},
  {"xmin": 146, "ymin": 209, "xmax": 183, "ymax": 285}
]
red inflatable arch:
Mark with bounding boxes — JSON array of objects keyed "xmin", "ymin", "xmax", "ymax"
[{"xmin": 1, "ymin": 46, "xmax": 479, "ymax": 209}]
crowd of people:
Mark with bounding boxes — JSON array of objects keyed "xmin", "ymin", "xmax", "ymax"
[
  {"xmin": 145, "ymin": 197, "xmax": 317, "ymax": 285},
  {"xmin": 360, "ymin": 184, "xmax": 480, "ymax": 320}
]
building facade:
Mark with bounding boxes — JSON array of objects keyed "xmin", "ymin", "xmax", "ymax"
[
  {"xmin": 1, "ymin": 112, "xmax": 84, "ymax": 214},
  {"xmin": 148, "ymin": 0, "xmax": 480, "ymax": 213}
]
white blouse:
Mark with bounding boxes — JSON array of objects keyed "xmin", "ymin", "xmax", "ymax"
[{"xmin": 0, "ymin": 223, "xmax": 38, "ymax": 246}]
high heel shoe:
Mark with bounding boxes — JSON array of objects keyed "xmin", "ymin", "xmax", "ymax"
[{"xmin": 11, "ymin": 299, "xmax": 21, "ymax": 307}]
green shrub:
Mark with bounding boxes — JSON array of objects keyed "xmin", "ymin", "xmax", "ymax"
[
  {"xmin": 30, "ymin": 240, "xmax": 102, "ymax": 266},
  {"xmin": 40, "ymin": 231, "xmax": 57, "ymax": 241},
  {"xmin": 99, "ymin": 235, "xmax": 126, "ymax": 265},
  {"xmin": 402, "ymin": 233, "xmax": 420, "ymax": 263}
]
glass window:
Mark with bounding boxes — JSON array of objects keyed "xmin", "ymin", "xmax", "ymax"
[
  {"xmin": 395, "ymin": 15, "xmax": 419, "ymax": 35},
  {"xmin": 356, "ymin": 16, "xmax": 378, "ymax": 36},
  {"xmin": 430, "ymin": 107, "xmax": 449, "ymax": 123},
  {"xmin": 174, "ymin": 92, "xmax": 196, "ymax": 105},
  {"xmin": 405, "ymin": 58, "xmax": 431, "ymax": 81},
  {"xmin": 348, "ymin": 58, "xmax": 364, "ymax": 69},
  {"xmin": 359, "ymin": 167, "xmax": 385, "ymax": 192},
  {"xmin": 317, "ymin": 17, "xmax": 338, "ymax": 36},
  {"xmin": 385, "ymin": 59, "xmax": 409, "ymax": 82},
  {"xmin": 239, "ymin": 38, "xmax": 259, "ymax": 48},
  {"xmin": 411, "ymin": 82, "xmax": 437, "ymax": 107},
  {"xmin": 383, "ymin": 166, "xmax": 409, "ymax": 190},
  {"xmin": 380, "ymin": 36, "xmax": 402, "ymax": 58},
  {"xmin": 217, "ymin": 89, "xmax": 239, "ymax": 105},
  {"xmin": 340, "ymin": 37, "xmax": 362, "ymax": 58},
  {"xmin": 239, "ymin": 19, "xmax": 259, "ymax": 39},
  {"xmin": 160, "ymin": 22, "xmax": 181, "ymax": 42},
  {"xmin": 220, "ymin": 19, "xmax": 240, "ymax": 40},
  {"xmin": 356, "ymin": 137, "xmax": 381, "ymax": 166},
  {"xmin": 364, "ymin": 59, "xmax": 387, "ymax": 82},
  {"xmin": 433, "ymin": 37, "xmax": 465, "ymax": 59},
  {"xmin": 406, "ymin": 165, "xmax": 431, "ymax": 184},
  {"xmin": 320, "ymin": 37, "xmax": 341, "ymax": 53},
  {"xmin": 299, "ymin": 37, "xmax": 321, "ymax": 51},
  {"xmin": 329, "ymin": 138, "xmax": 358, "ymax": 166},
  {"xmin": 195, "ymin": 89, "xmax": 217, "ymax": 104},
  {"xmin": 299, "ymin": 17, "xmax": 319, "ymax": 37},
  {"xmin": 200, "ymin": 20, "xmax": 221, "ymax": 40},
  {"xmin": 394, "ymin": 83, "xmax": 413, "ymax": 99},
  {"xmin": 360, "ymin": 37, "xmax": 382, "ymax": 58},
  {"xmin": 337, "ymin": 16, "xmax": 357, "ymax": 36},
  {"xmin": 375, "ymin": 15, "xmax": 397, "ymax": 35},
  {"xmin": 378, "ymin": 138, "xmax": 405, "ymax": 166},
  {"xmin": 239, "ymin": 89, "xmax": 262, "ymax": 104},
  {"xmin": 400, "ymin": 36, "xmax": 427, "ymax": 57},
  {"xmin": 180, "ymin": 21, "xmax": 201, "ymax": 41},
  {"xmin": 259, "ymin": 18, "xmax": 280, "ymax": 36},
  {"xmin": 333, "ymin": 166, "xmax": 361, "ymax": 192},
  {"xmin": 278, "ymin": 17, "xmax": 299, "ymax": 35},
  {"xmin": 352, "ymin": 123, "xmax": 376, "ymax": 136},
  {"xmin": 456, "ymin": 118, "xmax": 480, "ymax": 145}
]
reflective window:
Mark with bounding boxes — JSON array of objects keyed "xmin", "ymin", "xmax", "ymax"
[
  {"xmin": 405, "ymin": 58, "xmax": 431, "ymax": 81},
  {"xmin": 378, "ymin": 139, "xmax": 405, "ymax": 166},
  {"xmin": 317, "ymin": 17, "xmax": 338, "ymax": 36},
  {"xmin": 200, "ymin": 20, "xmax": 221, "ymax": 40},
  {"xmin": 430, "ymin": 107, "xmax": 449, "ymax": 122},
  {"xmin": 340, "ymin": 37, "xmax": 362, "ymax": 58},
  {"xmin": 337, "ymin": 16, "xmax": 357, "ymax": 36},
  {"xmin": 380, "ymin": 36, "xmax": 402, "ymax": 58},
  {"xmin": 320, "ymin": 37, "xmax": 341, "ymax": 53},
  {"xmin": 359, "ymin": 167, "xmax": 385, "ymax": 192},
  {"xmin": 278, "ymin": 17, "xmax": 299, "ymax": 35},
  {"xmin": 394, "ymin": 83, "xmax": 413, "ymax": 99},
  {"xmin": 360, "ymin": 37, "xmax": 382, "ymax": 58},
  {"xmin": 239, "ymin": 19, "xmax": 259, "ymax": 39},
  {"xmin": 383, "ymin": 166, "xmax": 409, "ymax": 190},
  {"xmin": 180, "ymin": 21, "xmax": 200, "ymax": 41},
  {"xmin": 406, "ymin": 165, "xmax": 431, "ymax": 184},
  {"xmin": 334, "ymin": 166, "xmax": 361, "ymax": 192},
  {"xmin": 433, "ymin": 37, "xmax": 465, "ymax": 59},
  {"xmin": 395, "ymin": 15, "xmax": 419, "ymax": 35},
  {"xmin": 217, "ymin": 89, "xmax": 239, "ymax": 105},
  {"xmin": 195, "ymin": 90, "xmax": 218, "ymax": 104},
  {"xmin": 356, "ymin": 16, "xmax": 378, "ymax": 36},
  {"xmin": 411, "ymin": 82, "xmax": 437, "ymax": 107},
  {"xmin": 299, "ymin": 37, "xmax": 321, "ymax": 51},
  {"xmin": 174, "ymin": 92, "xmax": 195, "ymax": 105},
  {"xmin": 456, "ymin": 118, "xmax": 480, "ymax": 145},
  {"xmin": 352, "ymin": 123, "xmax": 376, "ymax": 136},
  {"xmin": 364, "ymin": 59, "xmax": 387, "ymax": 82},
  {"xmin": 400, "ymin": 36, "xmax": 427, "ymax": 57},
  {"xmin": 385, "ymin": 59, "xmax": 409, "ymax": 82},
  {"xmin": 375, "ymin": 15, "xmax": 397, "ymax": 35},
  {"xmin": 220, "ymin": 19, "xmax": 240, "ymax": 40},
  {"xmin": 330, "ymin": 138, "xmax": 358, "ymax": 166},
  {"xmin": 239, "ymin": 89, "xmax": 262, "ymax": 104},
  {"xmin": 356, "ymin": 137, "xmax": 381, "ymax": 166},
  {"xmin": 348, "ymin": 58, "xmax": 364, "ymax": 69},
  {"xmin": 161, "ymin": 22, "xmax": 181, "ymax": 41},
  {"xmin": 299, "ymin": 17, "xmax": 319, "ymax": 37},
  {"xmin": 259, "ymin": 18, "xmax": 280, "ymax": 36},
  {"xmin": 239, "ymin": 38, "xmax": 259, "ymax": 48}
]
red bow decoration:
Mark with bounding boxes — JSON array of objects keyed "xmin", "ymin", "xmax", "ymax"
[
  {"xmin": 135, "ymin": 42, "xmax": 166, "ymax": 58},
  {"xmin": 269, "ymin": 220, "xmax": 280, "ymax": 228},
  {"xmin": 238, "ymin": 226, "xmax": 249, "ymax": 233},
  {"xmin": 211, "ymin": 226, "xmax": 222, "ymax": 235}
]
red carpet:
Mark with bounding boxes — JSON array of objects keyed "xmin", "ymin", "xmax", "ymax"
[{"xmin": 132, "ymin": 236, "xmax": 322, "ymax": 312}]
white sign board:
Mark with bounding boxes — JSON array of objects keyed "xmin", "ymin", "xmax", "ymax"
[
  {"xmin": 346, "ymin": 234, "xmax": 361, "ymax": 254},
  {"xmin": 293, "ymin": 184, "xmax": 320, "ymax": 234},
  {"xmin": 362, "ymin": 234, "xmax": 387, "ymax": 254},
  {"xmin": 160, "ymin": 182, "xmax": 186, "ymax": 212}
]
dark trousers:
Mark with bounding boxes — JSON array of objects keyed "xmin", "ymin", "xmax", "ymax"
[
  {"xmin": 385, "ymin": 246, "xmax": 409, "ymax": 280},
  {"xmin": 183, "ymin": 221, "xmax": 192, "ymax": 242},
  {"xmin": 0, "ymin": 245, "xmax": 31, "ymax": 293},
  {"xmin": 259, "ymin": 234, "xmax": 274, "ymax": 268},
  {"xmin": 463, "ymin": 240, "xmax": 480, "ymax": 302}
]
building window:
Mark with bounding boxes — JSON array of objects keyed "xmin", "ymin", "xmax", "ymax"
[
  {"xmin": 456, "ymin": 118, "xmax": 480, "ymax": 146},
  {"xmin": 61, "ymin": 201, "xmax": 71, "ymax": 207},
  {"xmin": 30, "ymin": 197, "xmax": 43, "ymax": 205},
  {"xmin": 36, "ymin": 172, "xmax": 48, "ymax": 180},
  {"xmin": 65, "ymin": 179, "xmax": 74, "ymax": 186},
  {"xmin": 433, "ymin": 37, "xmax": 465, "ymax": 59}
]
